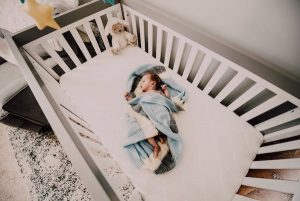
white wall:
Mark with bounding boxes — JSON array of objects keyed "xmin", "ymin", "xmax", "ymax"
[{"xmin": 137, "ymin": 0, "xmax": 300, "ymax": 83}]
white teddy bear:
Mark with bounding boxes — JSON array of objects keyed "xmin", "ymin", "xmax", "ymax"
[{"xmin": 104, "ymin": 17, "xmax": 137, "ymax": 54}]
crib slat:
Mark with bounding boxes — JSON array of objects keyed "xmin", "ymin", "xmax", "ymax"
[
  {"xmin": 173, "ymin": 40, "xmax": 185, "ymax": 73},
  {"xmin": 26, "ymin": 52, "xmax": 59, "ymax": 87},
  {"xmin": 203, "ymin": 63, "xmax": 228, "ymax": 94},
  {"xmin": 70, "ymin": 28, "xmax": 92, "ymax": 60},
  {"xmin": 41, "ymin": 42, "xmax": 71, "ymax": 73},
  {"xmin": 71, "ymin": 121, "xmax": 95, "ymax": 140},
  {"xmin": 124, "ymin": 9, "xmax": 133, "ymax": 33},
  {"xmin": 255, "ymin": 108, "xmax": 300, "ymax": 131},
  {"xmin": 130, "ymin": 13, "xmax": 138, "ymax": 46},
  {"xmin": 70, "ymin": 122, "xmax": 102, "ymax": 148},
  {"xmin": 106, "ymin": 11, "xmax": 113, "ymax": 20},
  {"xmin": 241, "ymin": 95, "xmax": 286, "ymax": 121},
  {"xmin": 228, "ymin": 84, "xmax": 265, "ymax": 111},
  {"xmin": 164, "ymin": 33, "xmax": 173, "ymax": 68},
  {"xmin": 233, "ymin": 194, "xmax": 258, "ymax": 201},
  {"xmin": 57, "ymin": 35, "xmax": 81, "ymax": 67},
  {"xmin": 192, "ymin": 54, "xmax": 213, "ymax": 86},
  {"xmin": 116, "ymin": 7, "xmax": 122, "ymax": 19},
  {"xmin": 80, "ymin": 133, "xmax": 103, "ymax": 151},
  {"xmin": 215, "ymin": 73, "xmax": 246, "ymax": 102},
  {"xmin": 95, "ymin": 17, "xmax": 110, "ymax": 50},
  {"xmin": 182, "ymin": 46, "xmax": 198, "ymax": 80},
  {"xmin": 138, "ymin": 18, "xmax": 145, "ymax": 51},
  {"xmin": 258, "ymin": 139, "xmax": 300, "ymax": 154},
  {"xmin": 148, "ymin": 22, "xmax": 153, "ymax": 56},
  {"xmin": 242, "ymin": 177, "xmax": 299, "ymax": 194},
  {"xmin": 83, "ymin": 22, "xmax": 101, "ymax": 55},
  {"xmin": 250, "ymin": 158, "xmax": 300, "ymax": 170},
  {"xmin": 263, "ymin": 125, "xmax": 300, "ymax": 143},
  {"xmin": 60, "ymin": 105, "xmax": 90, "ymax": 129},
  {"xmin": 26, "ymin": 48, "xmax": 60, "ymax": 80},
  {"xmin": 78, "ymin": 132, "xmax": 101, "ymax": 149},
  {"xmin": 156, "ymin": 26, "xmax": 163, "ymax": 61}
]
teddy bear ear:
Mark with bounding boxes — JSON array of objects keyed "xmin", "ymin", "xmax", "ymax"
[{"xmin": 115, "ymin": 18, "xmax": 129, "ymax": 28}]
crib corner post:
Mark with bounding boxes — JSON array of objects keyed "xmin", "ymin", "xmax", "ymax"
[{"xmin": 0, "ymin": 28, "xmax": 10, "ymax": 38}]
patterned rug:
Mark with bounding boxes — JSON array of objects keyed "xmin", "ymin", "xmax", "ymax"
[
  {"xmin": 6, "ymin": 127, "xmax": 92, "ymax": 201},
  {"xmin": 6, "ymin": 127, "xmax": 142, "ymax": 201}
]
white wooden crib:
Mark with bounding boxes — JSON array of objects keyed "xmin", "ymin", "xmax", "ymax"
[{"xmin": 5, "ymin": 0, "xmax": 300, "ymax": 200}]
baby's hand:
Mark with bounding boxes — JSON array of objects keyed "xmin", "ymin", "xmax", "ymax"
[
  {"xmin": 161, "ymin": 84, "xmax": 167, "ymax": 90},
  {"xmin": 124, "ymin": 92, "xmax": 132, "ymax": 101},
  {"xmin": 159, "ymin": 135, "xmax": 167, "ymax": 144},
  {"xmin": 161, "ymin": 84, "xmax": 170, "ymax": 97}
]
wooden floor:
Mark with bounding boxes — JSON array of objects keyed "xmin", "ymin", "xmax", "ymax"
[{"xmin": 238, "ymin": 149, "xmax": 300, "ymax": 201}]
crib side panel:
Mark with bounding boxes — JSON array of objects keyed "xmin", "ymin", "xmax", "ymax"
[
  {"xmin": 124, "ymin": 6, "xmax": 300, "ymax": 200},
  {"xmin": 23, "ymin": 4, "xmax": 124, "ymax": 79},
  {"xmin": 123, "ymin": 4, "xmax": 300, "ymax": 142}
]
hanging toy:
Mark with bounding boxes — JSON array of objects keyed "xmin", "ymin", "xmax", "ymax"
[{"xmin": 20, "ymin": 0, "xmax": 60, "ymax": 30}]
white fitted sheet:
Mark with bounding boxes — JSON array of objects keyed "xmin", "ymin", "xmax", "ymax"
[{"xmin": 60, "ymin": 46, "xmax": 263, "ymax": 201}]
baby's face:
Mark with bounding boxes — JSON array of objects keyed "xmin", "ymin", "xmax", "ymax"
[{"xmin": 140, "ymin": 74, "xmax": 155, "ymax": 92}]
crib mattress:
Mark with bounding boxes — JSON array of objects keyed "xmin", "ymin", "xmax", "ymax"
[{"xmin": 60, "ymin": 46, "xmax": 263, "ymax": 201}]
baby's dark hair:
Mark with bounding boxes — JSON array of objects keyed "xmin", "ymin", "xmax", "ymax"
[{"xmin": 145, "ymin": 72, "xmax": 162, "ymax": 90}]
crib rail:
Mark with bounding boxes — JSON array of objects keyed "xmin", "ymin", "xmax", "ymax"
[
  {"xmin": 23, "ymin": 3, "xmax": 123, "ymax": 80},
  {"xmin": 123, "ymin": 4, "xmax": 300, "ymax": 201}
]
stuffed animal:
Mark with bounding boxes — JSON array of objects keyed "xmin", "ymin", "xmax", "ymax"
[{"xmin": 104, "ymin": 17, "xmax": 137, "ymax": 54}]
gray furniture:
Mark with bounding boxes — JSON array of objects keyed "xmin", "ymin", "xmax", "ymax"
[
  {"xmin": 0, "ymin": 60, "xmax": 27, "ymax": 119},
  {"xmin": 0, "ymin": 58, "xmax": 49, "ymax": 131}
]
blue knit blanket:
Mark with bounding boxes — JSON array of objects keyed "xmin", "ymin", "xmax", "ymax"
[{"xmin": 124, "ymin": 64, "xmax": 187, "ymax": 174}]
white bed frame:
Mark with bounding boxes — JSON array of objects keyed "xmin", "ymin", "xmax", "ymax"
[{"xmin": 4, "ymin": 0, "xmax": 300, "ymax": 200}]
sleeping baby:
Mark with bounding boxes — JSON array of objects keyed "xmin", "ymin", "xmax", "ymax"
[{"xmin": 124, "ymin": 72, "xmax": 169, "ymax": 157}]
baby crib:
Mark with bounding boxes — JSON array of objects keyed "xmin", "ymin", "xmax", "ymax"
[{"xmin": 5, "ymin": 0, "xmax": 300, "ymax": 200}]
